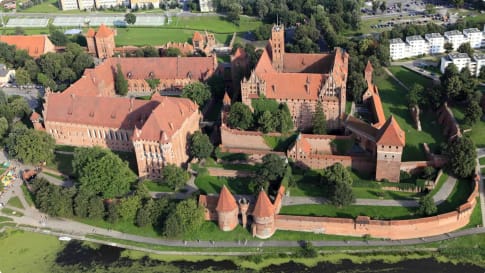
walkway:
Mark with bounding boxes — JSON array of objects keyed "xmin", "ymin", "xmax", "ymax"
[{"xmin": 476, "ymin": 148, "xmax": 485, "ymax": 227}]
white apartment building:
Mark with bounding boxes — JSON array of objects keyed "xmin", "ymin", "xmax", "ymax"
[
  {"xmin": 199, "ymin": 0, "xmax": 214, "ymax": 12},
  {"xmin": 406, "ymin": 35, "xmax": 428, "ymax": 56},
  {"xmin": 463, "ymin": 28, "xmax": 482, "ymax": 48},
  {"xmin": 440, "ymin": 52, "xmax": 485, "ymax": 77},
  {"xmin": 425, "ymin": 33, "xmax": 445, "ymax": 54},
  {"xmin": 95, "ymin": 0, "xmax": 120, "ymax": 8},
  {"xmin": 78, "ymin": 0, "xmax": 94, "ymax": 10},
  {"xmin": 390, "ymin": 27, "xmax": 485, "ymax": 60},
  {"xmin": 444, "ymin": 30, "xmax": 466, "ymax": 50},
  {"xmin": 58, "ymin": 0, "xmax": 78, "ymax": 10}
]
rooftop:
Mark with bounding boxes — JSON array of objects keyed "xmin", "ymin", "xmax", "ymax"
[
  {"xmin": 406, "ymin": 35, "xmax": 424, "ymax": 41},
  {"xmin": 390, "ymin": 38, "xmax": 404, "ymax": 44},
  {"xmin": 0, "ymin": 35, "xmax": 53, "ymax": 58},
  {"xmin": 424, "ymin": 33, "xmax": 443, "ymax": 39},
  {"xmin": 473, "ymin": 53, "xmax": 485, "ymax": 60},
  {"xmin": 463, "ymin": 28, "xmax": 481, "ymax": 34},
  {"xmin": 444, "ymin": 30, "xmax": 463, "ymax": 37},
  {"xmin": 449, "ymin": 52, "xmax": 470, "ymax": 59}
]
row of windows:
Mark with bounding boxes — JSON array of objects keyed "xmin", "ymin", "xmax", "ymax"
[{"xmin": 87, "ymin": 129, "xmax": 130, "ymax": 142}]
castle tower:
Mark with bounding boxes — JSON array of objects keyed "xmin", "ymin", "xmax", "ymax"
[
  {"xmin": 375, "ymin": 116, "xmax": 405, "ymax": 182},
  {"xmin": 364, "ymin": 60, "xmax": 374, "ymax": 85},
  {"xmin": 238, "ymin": 198, "xmax": 249, "ymax": 228},
  {"xmin": 251, "ymin": 190, "xmax": 275, "ymax": 239},
  {"xmin": 85, "ymin": 28, "xmax": 96, "ymax": 55},
  {"xmin": 215, "ymin": 185, "xmax": 239, "ymax": 231},
  {"xmin": 270, "ymin": 24, "xmax": 285, "ymax": 72}
]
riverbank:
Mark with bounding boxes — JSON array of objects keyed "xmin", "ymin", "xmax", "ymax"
[{"xmin": 0, "ymin": 229, "xmax": 484, "ymax": 272}]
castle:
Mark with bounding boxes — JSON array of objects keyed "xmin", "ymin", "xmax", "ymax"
[
  {"xmin": 86, "ymin": 24, "xmax": 116, "ymax": 59},
  {"xmin": 240, "ymin": 24, "xmax": 348, "ymax": 131}
]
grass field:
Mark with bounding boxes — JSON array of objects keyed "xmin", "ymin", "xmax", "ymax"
[
  {"xmin": 428, "ymin": 172, "xmax": 448, "ymax": 197},
  {"xmin": 279, "ymin": 204, "xmax": 416, "ymax": 220},
  {"xmin": 376, "ymin": 69, "xmax": 445, "ymax": 161},
  {"xmin": 466, "ymin": 197, "xmax": 483, "ymax": 228},
  {"xmin": 436, "ymin": 178, "xmax": 473, "ymax": 214},
  {"xmin": 480, "ymin": 157, "xmax": 485, "ymax": 165},
  {"xmin": 450, "ymin": 105, "xmax": 485, "ymax": 147},
  {"xmin": 47, "ymin": 153, "xmax": 74, "ymax": 175},
  {"xmin": 387, "ymin": 66, "xmax": 434, "ymax": 89},
  {"xmin": 143, "ymin": 180, "xmax": 173, "ymax": 192},
  {"xmin": 6, "ymin": 196, "xmax": 24, "ymax": 209},
  {"xmin": 0, "ymin": 230, "xmax": 63, "ymax": 273},
  {"xmin": 21, "ymin": 184, "xmax": 35, "ymax": 207},
  {"xmin": 195, "ymin": 175, "xmax": 252, "ymax": 195},
  {"xmin": 1, "ymin": 207, "xmax": 24, "ymax": 217}
]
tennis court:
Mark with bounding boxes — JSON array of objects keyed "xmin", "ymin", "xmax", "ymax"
[{"xmin": 6, "ymin": 18, "xmax": 49, "ymax": 28}]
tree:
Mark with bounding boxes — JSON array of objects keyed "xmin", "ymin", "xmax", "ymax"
[
  {"xmin": 125, "ymin": 13, "xmax": 137, "ymax": 25},
  {"xmin": 255, "ymin": 153, "xmax": 287, "ymax": 187},
  {"xmin": 312, "ymin": 101, "xmax": 326, "ymax": 134},
  {"xmin": 321, "ymin": 163, "xmax": 355, "ymax": 207},
  {"xmin": 181, "ymin": 82, "xmax": 211, "ymax": 106},
  {"xmin": 444, "ymin": 42, "xmax": 453, "ymax": 53},
  {"xmin": 73, "ymin": 147, "xmax": 137, "ymax": 198},
  {"xmin": 163, "ymin": 199, "xmax": 204, "ymax": 238},
  {"xmin": 417, "ymin": 195, "xmax": 437, "ymax": 216},
  {"xmin": 118, "ymin": 195, "xmax": 141, "ymax": 222},
  {"xmin": 74, "ymin": 190, "xmax": 91, "ymax": 217},
  {"xmin": 277, "ymin": 103, "xmax": 293, "ymax": 133},
  {"xmin": 440, "ymin": 64, "xmax": 462, "ymax": 101},
  {"xmin": 106, "ymin": 202, "xmax": 120, "ymax": 223},
  {"xmin": 115, "ymin": 64, "xmax": 128, "ymax": 96},
  {"xmin": 443, "ymin": 136, "xmax": 476, "ymax": 178},
  {"xmin": 6, "ymin": 126, "xmax": 55, "ymax": 164},
  {"xmin": 136, "ymin": 199, "xmax": 156, "ymax": 227},
  {"xmin": 88, "ymin": 196, "xmax": 105, "ymax": 219},
  {"xmin": 372, "ymin": 1, "xmax": 379, "ymax": 13},
  {"xmin": 464, "ymin": 100, "xmax": 482, "ymax": 126},
  {"xmin": 15, "ymin": 68, "xmax": 30, "ymax": 86},
  {"xmin": 348, "ymin": 72, "xmax": 367, "ymax": 102},
  {"xmin": 407, "ymin": 83, "xmax": 423, "ymax": 107},
  {"xmin": 379, "ymin": 1, "xmax": 386, "ymax": 13},
  {"xmin": 227, "ymin": 102, "xmax": 253, "ymax": 130},
  {"xmin": 143, "ymin": 46, "xmax": 159, "ymax": 57},
  {"xmin": 0, "ymin": 117, "xmax": 8, "ymax": 140},
  {"xmin": 163, "ymin": 47, "xmax": 182, "ymax": 57},
  {"xmin": 457, "ymin": 42, "xmax": 474, "ymax": 56},
  {"xmin": 257, "ymin": 110, "xmax": 277, "ymax": 133},
  {"xmin": 189, "ymin": 131, "xmax": 213, "ymax": 160},
  {"xmin": 14, "ymin": 27, "xmax": 25, "ymax": 35},
  {"xmin": 49, "ymin": 30, "xmax": 69, "ymax": 46},
  {"xmin": 425, "ymin": 4, "xmax": 436, "ymax": 15},
  {"xmin": 452, "ymin": 0, "xmax": 464, "ymax": 8},
  {"xmin": 161, "ymin": 164, "xmax": 189, "ymax": 190}
]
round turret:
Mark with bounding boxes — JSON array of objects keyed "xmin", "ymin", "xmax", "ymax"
[{"xmin": 251, "ymin": 190, "xmax": 276, "ymax": 239}]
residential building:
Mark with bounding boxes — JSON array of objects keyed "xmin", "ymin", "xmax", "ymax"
[
  {"xmin": 406, "ymin": 35, "xmax": 428, "ymax": 56},
  {"xmin": 85, "ymin": 24, "xmax": 116, "ymax": 59},
  {"xmin": 424, "ymin": 33, "xmax": 445, "ymax": 54},
  {"xmin": 389, "ymin": 38, "xmax": 407, "ymax": 60},
  {"xmin": 94, "ymin": 0, "xmax": 120, "ymax": 9},
  {"xmin": 78, "ymin": 0, "xmax": 95, "ymax": 10},
  {"xmin": 463, "ymin": 28, "xmax": 482, "ymax": 48},
  {"xmin": 440, "ymin": 52, "xmax": 485, "ymax": 77},
  {"xmin": 0, "ymin": 64, "xmax": 14, "ymax": 86},
  {"xmin": 0, "ymin": 35, "xmax": 55, "ymax": 59},
  {"xmin": 240, "ymin": 24, "xmax": 348, "ymax": 131},
  {"xmin": 130, "ymin": 0, "xmax": 158, "ymax": 8},
  {"xmin": 199, "ymin": 0, "xmax": 214, "ymax": 12},
  {"xmin": 58, "ymin": 0, "xmax": 78, "ymax": 10},
  {"xmin": 389, "ymin": 26, "xmax": 485, "ymax": 60}
]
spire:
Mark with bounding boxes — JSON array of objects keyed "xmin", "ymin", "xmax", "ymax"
[
  {"xmin": 252, "ymin": 190, "xmax": 274, "ymax": 218},
  {"xmin": 215, "ymin": 185, "xmax": 238, "ymax": 212}
]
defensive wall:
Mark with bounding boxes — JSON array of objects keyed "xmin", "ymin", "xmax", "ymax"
[
  {"xmin": 437, "ymin": 103, "xmax": 461, "ymax": 141},
  {"xmin": 275, "ymin": 178, "xmax": 478, "ymax": 240}
]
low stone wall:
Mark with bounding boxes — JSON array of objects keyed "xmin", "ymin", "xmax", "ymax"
[
  {"xmin": 221, "ymin": 125, "xmax": 276, "ymax": 151},
  {"xmin": 206, "ymin": 167, "xmax": 254, "ymax": 178},
  {"xmin": 437, "ymin": 103, "xmax": 461, "ymax": 141},
  {"xmin": 275, "ymin": 179, "xmax": 479, "ymax": 240}
]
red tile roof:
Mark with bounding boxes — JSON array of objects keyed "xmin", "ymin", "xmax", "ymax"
[
  {"xmin": 96, "ymin": 24, "xmax": 115, "ymax": 38},
  {"xmin": 86, "ymin": 28, "xmax": 95, "ymax": 38},
  {"xmin": 364, "ymin": 60, "xmax": 374, "ymax": 84},
  {"xmin": 232, "ymin": 47, "xmax": 247, "ymax": 60},
  {"xmin": 223, "ymin": 91, "xmax": 231, "ymax": 105},
  {"xmin": 259, "ymin": 72, "xmax": 327, "ymax": 100},
  {"xmin": 283, "ymin": 53, "xmax": 333, "ymax": 73},
  {"xmin": 44, "ymin": 92, "xmax": 197, "ymax": 142},
  {"xmin": 192, "ymin": 31, "xmax": 204, "ymax": 42},
  {"xmin": 133, "ymin": 94, "xmax": 198, "ymax": 143},
  {"xmin": 0, "ymin": 35, "xmax": 54, "ymax": 58},
  {"xmin": 215, "ymin": 185, "xmax": 238, "ymax": 212},
  {"xmin": 30, "ymin": 111, "xmax": 41, "ymax": 121},
  {"xmin": 376, "ymin": 116, "xmax": 406, "ymax": 146},
  {"xmin": 252, "ymin": 190, "xmax": 274, "ymax": 218},
  {"xmin": 368, "ymin": 85, "xmax": 386, "ymax": 129}
]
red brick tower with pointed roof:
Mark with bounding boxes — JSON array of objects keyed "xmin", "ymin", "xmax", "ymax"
[
  {"xmin": 252, "ymin": 190, "xmax": 276, "ymax": 239},
  {"xmin": 215, "ymin": 185, "xmax": 239, "ymax": 231},
  {"xmin": 375, "ymin": 116, "xmax": 405, "ymax": 182},
  {"xmin": 364, "ymin": 60, "xmax": 374, "ymax": 85},
  {"xmin": 85, "ymin": 24, "xmax": 116, "ymax": 59}
]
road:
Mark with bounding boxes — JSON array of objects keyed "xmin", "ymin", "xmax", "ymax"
[{"xmin": 476, "ymin": 148, "xmax": 485, "ymax": 227}]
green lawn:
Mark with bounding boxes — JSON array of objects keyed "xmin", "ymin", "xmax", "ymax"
[
  {"xmin": 1, "ymin": 208, "xmax": 24, "ymax": 217},
  {"xmin": 143, "ymin": 180, "xmax": 173, "ymax": 192},
  {"xmin": 466, "ymin": 197, "xmax": 483, "ymax": 228},
  {"xmin": 20, "ymin": 0, "xmax": 64, "ymax": 13},
  {"xmin": 376, "ymin": 70, "xmax": 445, "ymax": 161},
  {"xmin": 0, "ymin": 230, "xmax": 63, "ymax": 273},
  {"xmin": 42, "ymin": 171, "xmax": 64, "ymax": 180},
  {"xmin": 387, "ymin": 66, "xmax": 434, "ymax": 89},
  {"xmin": 479, "ymin": 157, "xmax": 485, "ymax": 165},
  {"xmin": 21, "ymin": 184, "xmax": 35, "ymax": 207},
  {"xmin": 428, "ymin": 172, "xmax": 448, "ymax": 197},
  {"xmin": 195, "ymin": 175, "xmax": 252, "ymax": 195},
  {"xmin": 6, "ymin": 196, "xmax": 24, "ymax": 209},
  {"xmin": 279, "ymin": 204, "xmax": 416, "ymax": 220},
  {"xmin": 55, "ymin": 145, "xmax": 76, "ymax": 153},
  {"xmin": 450, "ymin": 105, "xmax": 485, "ymax": 147},
  {"xmin": 0, "ymin": 216, "xmax": 13, "ymax": 222},
  {"xmin": 437, "ymin": 178, "xmax": 474, "ymax": 214}
]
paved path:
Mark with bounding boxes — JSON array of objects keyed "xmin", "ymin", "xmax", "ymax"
[
  {"xmin": 432, "ymin": 176, "xmax": 457, "ymax": 205},
  {"xmin": 476, "ymin": 148, "xmax": 485, "ymax": 227}
]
